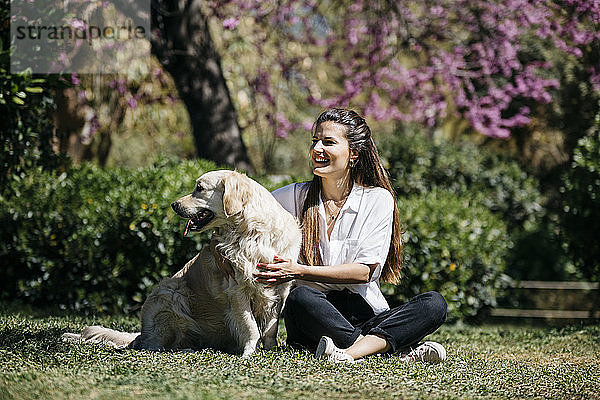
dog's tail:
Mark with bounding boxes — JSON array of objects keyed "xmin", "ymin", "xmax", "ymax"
[{"xmin": 62, "ymin": 326, "xmax": 140, "ymax": 349}]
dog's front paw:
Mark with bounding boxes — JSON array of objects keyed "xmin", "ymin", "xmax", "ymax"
[
  {"xmin": 61, "ymin": 332, "xmax": 82, "ymax": 342},
  {"xmin": 241, "ymin": 345, "xmax": 257, "ymax": 358}
]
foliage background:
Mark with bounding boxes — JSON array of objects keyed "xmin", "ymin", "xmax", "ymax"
[
  {"xmin": 0, "ymin": 139, "xmax": 540, "ymax": 320},
  {"xmin": 1, "ymin": 0, "xmax": 599, "ymax": 321}
]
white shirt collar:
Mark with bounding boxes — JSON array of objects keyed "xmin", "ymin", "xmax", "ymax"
[
  {"xmin": 344, "ymin": 182, "xmax": 363, "ymax": 213},
  {"xmin": 318, "ymin": 182, "xmax": 363, "ymax": 222}
]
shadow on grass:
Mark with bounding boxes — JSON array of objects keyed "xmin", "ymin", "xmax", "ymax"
[{"xmin": 0, "ymin": 326, "xmax": 72, "ymax": 355}]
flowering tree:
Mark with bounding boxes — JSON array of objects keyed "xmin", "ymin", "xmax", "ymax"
[
  {"xmin": 211, "ymin": 0, "xmax": 599, "ymax": 140},
  {"xmin": 59, "ymin": 0, "xmax": 599, "ymax": 169},
  {"xmin": 50, "ymin": 0, "xmax": 252, "ymax": 170},
  {"xmin": 151, "ymin": 0, "xmax": 253, "ymax": 170},
  {"xmin": 54, "ymin": 69, "xmax": 176, "ymax": 166}
]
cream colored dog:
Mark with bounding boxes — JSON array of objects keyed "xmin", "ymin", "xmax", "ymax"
[{"xmin": 62, "ymin": 170, "xmax": 301, "ymax": 356}]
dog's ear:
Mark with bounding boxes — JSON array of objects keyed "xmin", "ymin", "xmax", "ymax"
[{"xmin": 223, "ymin": 171, "xmax": 252, "ymax": 217}]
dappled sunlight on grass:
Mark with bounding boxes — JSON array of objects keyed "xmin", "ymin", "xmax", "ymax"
[{"xmin": 1, "ymin": 307, "xmax": 598, "ymax": 400}]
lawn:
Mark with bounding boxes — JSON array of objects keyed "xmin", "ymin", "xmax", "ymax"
[{"xmin": 0, "ymin": 304, "xmax": 598, "ymax": 400}]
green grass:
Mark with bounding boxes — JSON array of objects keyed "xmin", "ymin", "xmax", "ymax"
[{"xmin": 1, "ymin": 305, "xmax": 599, "ymax": 400}]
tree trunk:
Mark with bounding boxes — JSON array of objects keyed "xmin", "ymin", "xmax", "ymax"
[{"xmin": 151, "ymin": 0, "xmax": 253, "ymax": 172}]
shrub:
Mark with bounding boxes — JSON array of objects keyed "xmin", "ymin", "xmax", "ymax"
[
  {"xmin": 504, "ymin": 217, "xmax": 574, "ymax": 281},
  {"xmin": 559, "ymin": 114, "xmax": 600, "ymax": 283},
  {"xmin": 379, "ymin": 128, "xmax": 558, "ymax": 305},
  {"xmin": 380, "ymin": 129, "xmax": 543, "ymax": 229},
  {"xmin": 0, "ymin": 5, "xmax": 69, "ymax": 190},
  {"xmin": 0, "ymin": 158, "xmax": 218, "ymax": 313},
  {"xmin": 0, "ymin": 150, "xmax": 513, "ymax": 320},
  {"xmin": 382, "ymin": 189, "xmax": 512, "ymax": 321}
]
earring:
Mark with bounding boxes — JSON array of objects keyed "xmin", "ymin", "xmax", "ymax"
[{"xmin": 349, "ymin": 158, "xmax": 357, "ymax": 168}]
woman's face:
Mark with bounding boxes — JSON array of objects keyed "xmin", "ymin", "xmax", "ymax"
[{"xmin": 310, "ymin": 121, "xmax": 356, "ymax": 180}]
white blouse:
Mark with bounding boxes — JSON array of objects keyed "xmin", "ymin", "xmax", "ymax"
[{"xmin": 271, "ymin": 182, "xmax": 394, "ymax": 314}]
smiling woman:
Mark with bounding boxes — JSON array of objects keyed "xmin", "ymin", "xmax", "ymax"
[
  {"xmin": 257, "ymin": 108, "xmax": 448, "ymax": 364},
  {"xmin": 311, "ymin": 121, "xmax": 356, "ymax": 185}
]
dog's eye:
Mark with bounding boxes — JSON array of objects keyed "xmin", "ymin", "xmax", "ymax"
[{"xmin": 196, "ymin": 184, "xmax": 203, "ymax": 192}]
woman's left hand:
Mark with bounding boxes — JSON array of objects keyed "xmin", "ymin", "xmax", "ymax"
[{"xmin": 255, "ymin": 255, "xmax": 302, "ymax": 286}]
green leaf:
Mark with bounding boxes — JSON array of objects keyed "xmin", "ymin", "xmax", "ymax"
[
  {"xmin": 25, "ymin": 87, "xmax": 43, "ymax": 93},
  {"xmin": 12, "ymin": 96, "xmax": 25, "ymax": 105}
]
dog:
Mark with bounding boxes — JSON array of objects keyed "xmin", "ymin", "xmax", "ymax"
[{"xmin": 62, "ymin": 170, "xmax": 301, "ymax": 356}]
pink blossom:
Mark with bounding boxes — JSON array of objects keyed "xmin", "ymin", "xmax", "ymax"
[
  {"xmin": 69, "ymin": 18, "xmax": 86, "ymax": 30},
  {"xmin": 278, "ymin": 115, "xmax": 292, "ymax": 130},
  {"xmin": 113, "ymin": 0, "xmax": 600, "ymax": 140},
  {"xmin": 223, "ymin": 17, "xmax": 240, "ymax": 30},
  {"xmin": 127, "ymin": 97, "xmax": 138, "ymax": 109},
  {"xmin": 301, "ymin": 120, "xmax": 314, "ymax": 131}
]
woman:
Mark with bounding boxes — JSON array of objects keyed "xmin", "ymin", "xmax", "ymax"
[
  {"xmin": 254, "ymin": 108, "xmax": 448, "ymax": 363},
  {"xmin": 219, "ymin": 108, "xmax": 447, "ymax": 363}
]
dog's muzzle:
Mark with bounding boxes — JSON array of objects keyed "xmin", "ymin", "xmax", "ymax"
[{"xmin": 171, "ymin": 202, "xmax": 215, "ymax": 236}]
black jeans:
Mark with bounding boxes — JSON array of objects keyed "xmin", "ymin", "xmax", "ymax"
[{"xmin": 283, "ymin": 285, "xmax": 447, "ymax": 353}]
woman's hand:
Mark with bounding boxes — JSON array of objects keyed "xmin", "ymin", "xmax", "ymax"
[{"xmin": 255, "ymin": 255, "xmax": 303, "ymax": 287}]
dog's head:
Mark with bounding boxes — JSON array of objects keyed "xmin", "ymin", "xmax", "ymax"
[{"xmin": 171, "ymin": 170, "xmax": 254, "ymax": 235}]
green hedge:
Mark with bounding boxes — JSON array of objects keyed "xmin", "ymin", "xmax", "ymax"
[
  {"xmin": 380, "ymin": 130, "xmax": 543, "ymax": 229},
  {"xmin": 1, "ymin": 153, "xmax": 514, "ymax": 320},
  {"xmin": 377, "ymin": 129, "xmax": 545, "ymax": 319},
  {"xmin": 1, "ymin": 2, "xmax": 69, "ymax": 188},
  {"xmin": 0, "ymin": 63, "xmax": 67, "ymax": 189},
  {"xmin": 382, "ymin": 189, "xmax": 511, "ymax": 321},
  {"xmin": 0, "ymin": 158, "xmax": 218, "ymax": 313},
  {"xmin": 559, "ymin": 115, "xmax": 600, "ymax": 282}
]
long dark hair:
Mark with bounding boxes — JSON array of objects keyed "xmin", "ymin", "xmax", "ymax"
[{"xmin": 300, "ymin": 108, "xmax": 402, "ymax": 284}]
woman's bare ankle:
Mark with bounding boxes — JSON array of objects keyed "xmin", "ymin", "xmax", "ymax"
[
  {"xmin": 351, "ymin": 334, "xmax": 364, "ymax": 346},
  {"xmin": 345, "ymin": 334, "xmax": 390, "ymax": 360}
]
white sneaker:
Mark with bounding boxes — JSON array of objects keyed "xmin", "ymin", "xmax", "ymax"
[
  {"xmin": 400, "ymin": 341, "xmax": 447, "ymax": 364},
  {"xmin": 315, "ymin": 336, "xmax": 355, "ymax": 363}
]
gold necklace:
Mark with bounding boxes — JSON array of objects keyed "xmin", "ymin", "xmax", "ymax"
[{"xmin": 322, "ymin": 196, "xmax": 347, "ymax": 222}]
